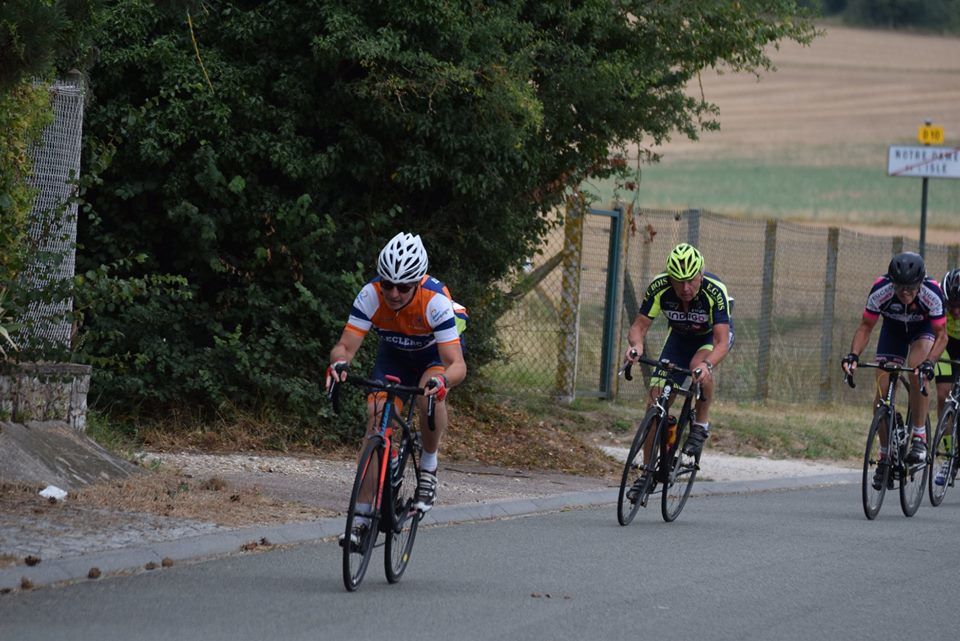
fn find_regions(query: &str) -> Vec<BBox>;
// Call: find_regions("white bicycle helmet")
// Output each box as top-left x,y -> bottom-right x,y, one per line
943,268 -> 960,302
377,232 -> 429,283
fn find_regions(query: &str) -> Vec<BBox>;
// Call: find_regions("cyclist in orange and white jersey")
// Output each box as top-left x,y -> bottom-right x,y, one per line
326,232 -> 467,519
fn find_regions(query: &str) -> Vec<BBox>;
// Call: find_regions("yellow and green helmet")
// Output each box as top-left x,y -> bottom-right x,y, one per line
666,243 -> 704,281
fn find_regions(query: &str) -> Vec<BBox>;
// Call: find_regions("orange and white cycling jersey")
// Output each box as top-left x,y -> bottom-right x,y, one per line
345,275 -> 462,351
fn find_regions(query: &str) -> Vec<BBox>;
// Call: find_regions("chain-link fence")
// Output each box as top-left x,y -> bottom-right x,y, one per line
20,79 -> 85,349
488,206 -> 960,406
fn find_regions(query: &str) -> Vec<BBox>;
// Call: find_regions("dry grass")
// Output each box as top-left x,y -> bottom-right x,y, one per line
443,402 -> 622,478
68,468 -> 336,526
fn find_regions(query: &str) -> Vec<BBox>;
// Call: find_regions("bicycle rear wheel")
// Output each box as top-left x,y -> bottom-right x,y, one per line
384,432 -> 421,583
662,415 -> 698,522
617,408 -> 660,526
899,416 -> 929,517
862,407 -> 889,520
929,406 -> 957,506
342,439 -> 382,591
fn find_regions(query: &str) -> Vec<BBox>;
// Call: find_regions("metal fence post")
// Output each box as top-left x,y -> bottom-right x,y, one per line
892,236 -> 904,255
686,208 -> 701,248
949,244 -> 959,270
819,228 -> 839,403
608,205 -> 630,400
756,220 -> 778,401
555,198 -> 584,403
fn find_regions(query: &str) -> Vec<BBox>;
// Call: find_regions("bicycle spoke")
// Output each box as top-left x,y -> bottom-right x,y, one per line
900,418 -> 929,517
618,408 -> 658,526
862,408 -> 889,520
662,419 -> 698,522
385,434 -> 420,583
929,406 -> 957,506
342,442 -> 382,591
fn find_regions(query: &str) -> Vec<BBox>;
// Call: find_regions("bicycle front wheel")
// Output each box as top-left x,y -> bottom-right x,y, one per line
662,416 -> 698,522
342,439 -> 382,591
384,433 -> 421,583
862,407 -> 889,520
899,417 -> 929,517
929,406 -> 957,506
617,408 -> 660,526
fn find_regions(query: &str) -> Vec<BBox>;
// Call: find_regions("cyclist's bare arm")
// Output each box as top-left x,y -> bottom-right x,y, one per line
844,315 -> 878,374
927,322 -> 949,365
326,328 -> 364,390
434,340 -> 467,390
707,323 -> 730,365
625,314 -> 654,362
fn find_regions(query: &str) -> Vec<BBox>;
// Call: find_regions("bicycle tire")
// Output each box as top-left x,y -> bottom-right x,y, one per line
862,407 -> 889,520
929,405 -> 957,506
342,439 -> 382,591
384,431 -> 421,583
899,415 -> 929,517
617,407 -> 660,526
661,411 -> 698,522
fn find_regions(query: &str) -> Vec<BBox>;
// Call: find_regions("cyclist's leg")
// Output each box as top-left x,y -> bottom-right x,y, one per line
875,319 -> 913,456
935,339 -> 959,418
352,345 -> 416,512
645,331 -> 689,462
411,347 -> 447,511
906,329 -> 935,453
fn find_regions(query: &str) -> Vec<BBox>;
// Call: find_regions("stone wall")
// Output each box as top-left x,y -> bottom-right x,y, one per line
0,363 -> 91,431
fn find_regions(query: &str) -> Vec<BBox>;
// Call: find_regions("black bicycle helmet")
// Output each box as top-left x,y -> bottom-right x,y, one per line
887,252 -> 925,286
943,268 -> 960,302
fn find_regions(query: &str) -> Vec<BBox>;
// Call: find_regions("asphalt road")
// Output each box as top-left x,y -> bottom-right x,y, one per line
2,483 -> 957,641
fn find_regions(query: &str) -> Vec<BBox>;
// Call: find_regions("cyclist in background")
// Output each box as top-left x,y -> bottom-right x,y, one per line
623,243 -> 733,466
932,268 -> 960,486
325,232 -> 467,522
841,252 -> 947,488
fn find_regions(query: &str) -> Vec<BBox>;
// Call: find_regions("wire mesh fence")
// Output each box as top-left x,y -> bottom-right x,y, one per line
489,206 -> 960,406
19,79 -> 85,349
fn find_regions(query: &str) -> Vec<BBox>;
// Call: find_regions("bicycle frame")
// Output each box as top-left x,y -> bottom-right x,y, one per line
332,373 -> 434,591
847,361 -> 930,519
617,354 -> 704,523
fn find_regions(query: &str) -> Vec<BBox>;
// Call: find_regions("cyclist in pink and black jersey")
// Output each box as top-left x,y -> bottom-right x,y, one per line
842,252 -> 948,485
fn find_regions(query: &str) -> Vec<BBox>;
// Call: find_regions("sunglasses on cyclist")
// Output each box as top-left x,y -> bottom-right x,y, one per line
381,280 -> 415,294
893,283 -> 920,294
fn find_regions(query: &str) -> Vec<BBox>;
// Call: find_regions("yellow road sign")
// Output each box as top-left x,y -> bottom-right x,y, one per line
918,124 -> 945,145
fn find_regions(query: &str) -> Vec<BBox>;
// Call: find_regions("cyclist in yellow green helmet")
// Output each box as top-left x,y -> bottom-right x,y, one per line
624,243 -> 733,459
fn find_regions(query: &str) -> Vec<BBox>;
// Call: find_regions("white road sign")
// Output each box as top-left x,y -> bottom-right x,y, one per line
887,145 -> 960,179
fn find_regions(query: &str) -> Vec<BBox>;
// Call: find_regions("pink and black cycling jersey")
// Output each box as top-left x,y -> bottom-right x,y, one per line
863,275 -> 946,329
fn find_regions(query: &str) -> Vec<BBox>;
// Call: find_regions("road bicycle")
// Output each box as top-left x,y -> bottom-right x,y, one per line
617,353 -> 704,525
845,361 -> 930,519
329,373 -> 435,591
929,357 -> 960,506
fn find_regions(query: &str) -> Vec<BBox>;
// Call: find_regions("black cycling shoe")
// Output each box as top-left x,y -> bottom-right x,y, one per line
905,437 -> 927,465
682,424 -> 709,457
872,462 -> 894,491
625,474 -> 649,503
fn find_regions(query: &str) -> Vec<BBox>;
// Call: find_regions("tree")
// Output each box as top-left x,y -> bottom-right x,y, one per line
76,0 -> 816,433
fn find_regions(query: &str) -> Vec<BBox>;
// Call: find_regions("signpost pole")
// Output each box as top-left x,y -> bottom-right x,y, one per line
920,176 -> 928,257
919,119 -> 931,258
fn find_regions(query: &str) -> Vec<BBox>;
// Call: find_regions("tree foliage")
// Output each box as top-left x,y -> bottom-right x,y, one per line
76,0 -> 816,434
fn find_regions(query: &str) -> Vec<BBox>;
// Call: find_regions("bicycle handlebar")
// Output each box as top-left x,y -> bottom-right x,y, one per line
843,361 -> 928,397
327,373 -> 436,430
619,350 -> 704,400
